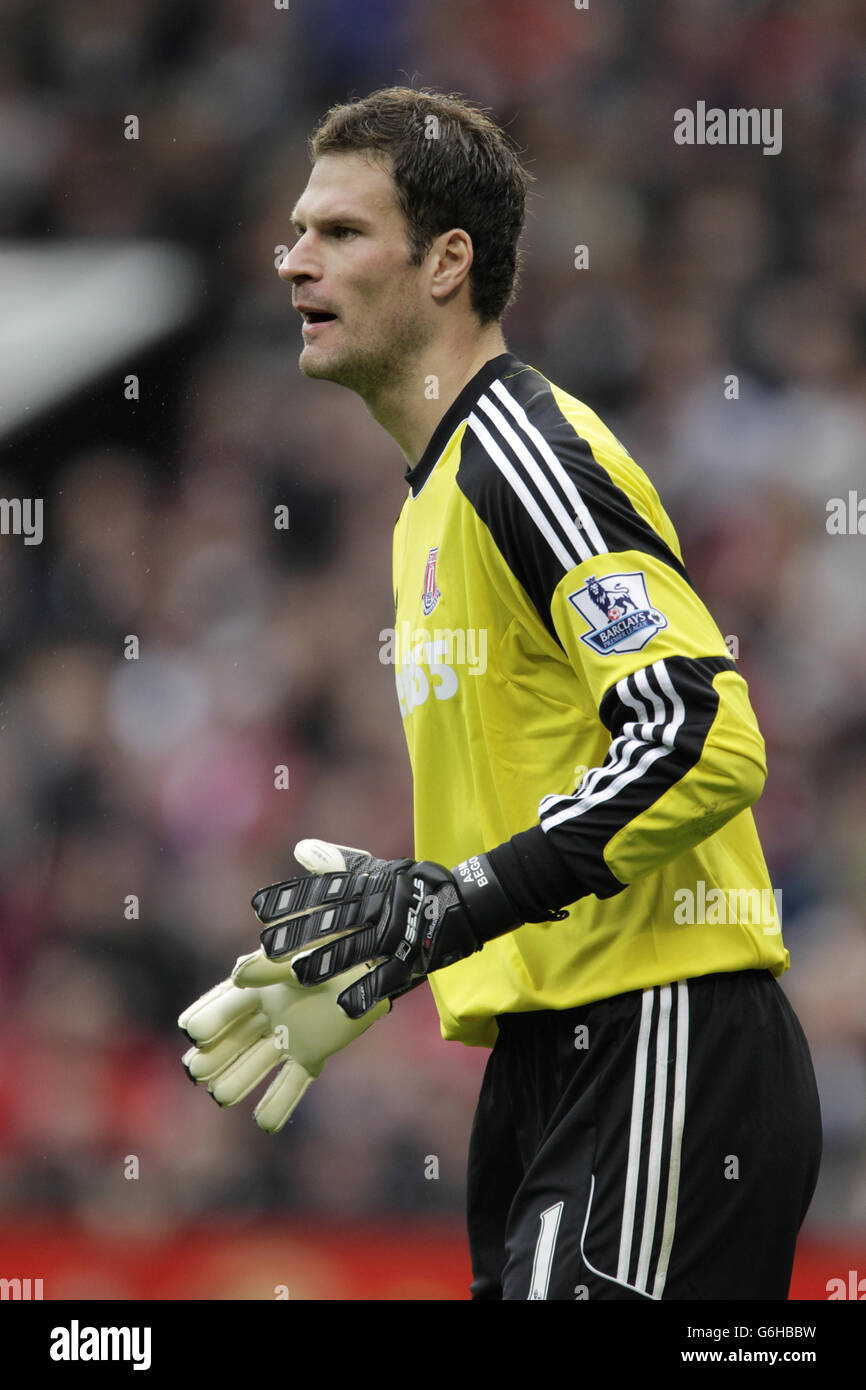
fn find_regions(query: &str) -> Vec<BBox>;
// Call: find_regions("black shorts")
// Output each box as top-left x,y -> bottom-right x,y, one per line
466,968 -> 822,1300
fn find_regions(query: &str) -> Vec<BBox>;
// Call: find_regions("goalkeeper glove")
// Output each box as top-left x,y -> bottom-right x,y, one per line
178,950 -> 388,1133
251,839 -> 558,1019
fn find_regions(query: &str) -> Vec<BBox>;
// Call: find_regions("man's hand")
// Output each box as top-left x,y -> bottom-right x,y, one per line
178,951 -> 388,1133
249,837 -> 402,964
252,839 -> 525,1019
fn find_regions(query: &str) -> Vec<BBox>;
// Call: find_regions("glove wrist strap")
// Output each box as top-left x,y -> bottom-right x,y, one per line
452,854 -> 523,946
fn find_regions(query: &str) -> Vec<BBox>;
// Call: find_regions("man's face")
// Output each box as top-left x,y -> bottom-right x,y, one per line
279,152 -> 434,395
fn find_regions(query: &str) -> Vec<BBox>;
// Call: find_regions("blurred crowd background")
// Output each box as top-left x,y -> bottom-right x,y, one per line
0,0 -> 865,1297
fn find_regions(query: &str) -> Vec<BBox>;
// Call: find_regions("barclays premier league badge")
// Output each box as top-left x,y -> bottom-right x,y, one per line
568,571 -> 667,655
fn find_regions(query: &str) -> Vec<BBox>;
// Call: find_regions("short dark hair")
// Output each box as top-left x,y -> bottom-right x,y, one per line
309,86 -> 530,325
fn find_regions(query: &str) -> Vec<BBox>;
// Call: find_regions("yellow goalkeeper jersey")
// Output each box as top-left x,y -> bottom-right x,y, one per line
391,352 -> 787,1047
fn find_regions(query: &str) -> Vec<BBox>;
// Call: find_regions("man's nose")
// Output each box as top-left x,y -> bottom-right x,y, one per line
278,238 -> 319,283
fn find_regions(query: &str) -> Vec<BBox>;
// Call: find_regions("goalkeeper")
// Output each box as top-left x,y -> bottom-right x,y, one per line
180,86 -> 821,1300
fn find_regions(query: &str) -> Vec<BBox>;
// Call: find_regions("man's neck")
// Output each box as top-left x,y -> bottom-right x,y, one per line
364,324 -> 509,468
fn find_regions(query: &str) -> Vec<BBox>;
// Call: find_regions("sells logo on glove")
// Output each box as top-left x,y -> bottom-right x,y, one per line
396,875 -> 427,961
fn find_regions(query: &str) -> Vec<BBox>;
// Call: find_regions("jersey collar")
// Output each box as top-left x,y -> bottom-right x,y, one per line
404,351 -> 525,498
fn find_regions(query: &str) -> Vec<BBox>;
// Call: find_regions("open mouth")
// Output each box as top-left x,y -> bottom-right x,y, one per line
303,312 -> 337,324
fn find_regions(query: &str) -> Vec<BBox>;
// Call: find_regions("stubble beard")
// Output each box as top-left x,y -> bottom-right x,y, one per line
299,299 -> 434,408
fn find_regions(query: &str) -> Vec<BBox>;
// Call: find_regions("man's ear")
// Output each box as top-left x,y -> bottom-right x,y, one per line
429,228 -> 474,305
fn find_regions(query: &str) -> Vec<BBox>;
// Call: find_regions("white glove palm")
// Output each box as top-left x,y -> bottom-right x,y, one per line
178,841 -> 389,1133
179,954 -> 387,1132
